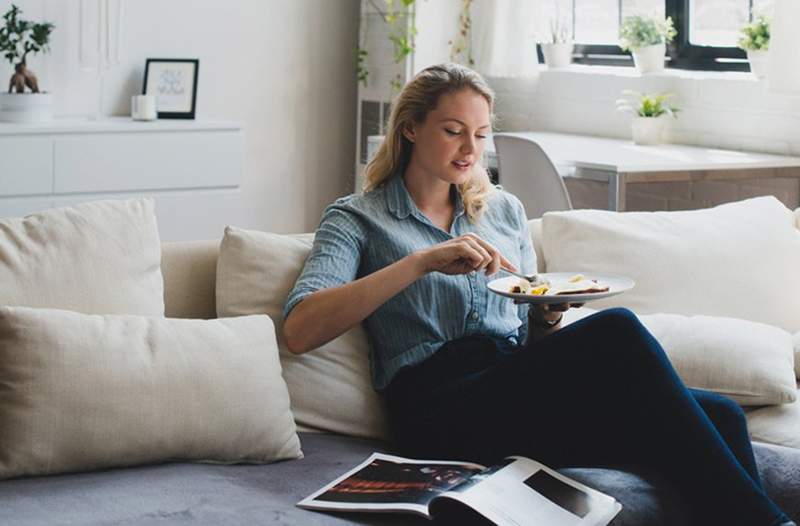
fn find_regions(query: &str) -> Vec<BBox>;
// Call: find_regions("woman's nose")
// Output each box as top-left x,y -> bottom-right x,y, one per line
460,137 -> 476,154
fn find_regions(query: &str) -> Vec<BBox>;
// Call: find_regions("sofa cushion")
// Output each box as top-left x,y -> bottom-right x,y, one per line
216,226 -> 390,441
161,239 -> 220,319
746,387 -> 800,449
794,331 -> 800,379
542,196 -> 800,333
564,308 -> 797,406
0,306 -> 301,480
0,198 -> 164,316
0,432 -> 798,525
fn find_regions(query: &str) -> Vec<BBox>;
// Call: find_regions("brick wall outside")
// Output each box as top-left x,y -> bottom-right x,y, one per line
564,168 -> 800,212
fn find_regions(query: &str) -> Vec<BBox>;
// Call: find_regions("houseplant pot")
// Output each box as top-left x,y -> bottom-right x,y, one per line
747,50 -> 769,79
631,116 -> 665,145
541,41 -> 574,69
632,43 -> 666,74
0,92 -> 54,123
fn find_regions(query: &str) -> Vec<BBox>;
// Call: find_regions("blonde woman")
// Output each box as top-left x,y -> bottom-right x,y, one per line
283,63 -> 792,526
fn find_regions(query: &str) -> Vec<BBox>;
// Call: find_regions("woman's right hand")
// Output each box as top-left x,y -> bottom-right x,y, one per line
416,233 -> 516,277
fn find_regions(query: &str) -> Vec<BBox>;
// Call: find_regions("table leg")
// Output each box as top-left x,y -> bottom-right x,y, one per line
608,171 -> 627,211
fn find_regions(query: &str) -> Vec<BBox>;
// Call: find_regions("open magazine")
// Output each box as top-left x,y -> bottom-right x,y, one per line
297,453 -> 622,526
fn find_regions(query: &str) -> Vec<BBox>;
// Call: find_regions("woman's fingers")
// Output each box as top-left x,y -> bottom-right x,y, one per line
464,233 -> 509,275
460,237 -> 492,271
547,302 -> 570,312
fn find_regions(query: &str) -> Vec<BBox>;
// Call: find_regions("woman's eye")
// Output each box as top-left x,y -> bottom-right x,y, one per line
444,129 -> 460,135
476,135 -> 487,140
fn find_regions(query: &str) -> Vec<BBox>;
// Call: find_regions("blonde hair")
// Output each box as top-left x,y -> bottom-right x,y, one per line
363,63 -> 495,223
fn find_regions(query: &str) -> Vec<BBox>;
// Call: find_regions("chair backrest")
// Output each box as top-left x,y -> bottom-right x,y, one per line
493,132 -> 572,218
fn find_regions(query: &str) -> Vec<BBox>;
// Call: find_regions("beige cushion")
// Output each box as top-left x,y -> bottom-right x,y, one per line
564,308 -> 797,406
216,226 -> 390,441
746,385 -> 800,449
161,240 -> 220,319
0,306 -> 302,479
0,198 -> 164,316
527,218 -> 545,272
794,332 -> 800,380
543,197 -> 800,333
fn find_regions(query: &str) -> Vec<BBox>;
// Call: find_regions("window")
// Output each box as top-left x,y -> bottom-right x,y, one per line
537,0 -> 775,71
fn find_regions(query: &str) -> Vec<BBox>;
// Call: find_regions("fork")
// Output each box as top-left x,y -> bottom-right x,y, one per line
499,267 -> 542,283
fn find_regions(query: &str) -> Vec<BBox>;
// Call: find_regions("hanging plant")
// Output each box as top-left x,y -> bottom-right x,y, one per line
356,0 -> 416,92
449,0 -> 474,66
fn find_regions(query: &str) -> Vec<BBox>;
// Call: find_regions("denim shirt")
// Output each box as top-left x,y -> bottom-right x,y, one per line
283,174 -> 536,391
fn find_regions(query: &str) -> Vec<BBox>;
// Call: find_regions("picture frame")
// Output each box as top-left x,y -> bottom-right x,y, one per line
142,58 -> 199,119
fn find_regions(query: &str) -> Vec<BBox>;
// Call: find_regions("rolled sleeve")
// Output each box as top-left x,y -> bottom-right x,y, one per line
283,203 -> 365,319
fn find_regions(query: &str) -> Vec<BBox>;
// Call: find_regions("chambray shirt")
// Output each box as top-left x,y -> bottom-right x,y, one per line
283,174 -> 536,391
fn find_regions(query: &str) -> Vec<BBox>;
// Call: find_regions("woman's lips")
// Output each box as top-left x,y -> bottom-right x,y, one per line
452,160 -> 472,171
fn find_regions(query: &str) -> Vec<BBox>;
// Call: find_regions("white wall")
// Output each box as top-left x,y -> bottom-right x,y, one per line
0,0 -> 359,238
491,65 -> 800,155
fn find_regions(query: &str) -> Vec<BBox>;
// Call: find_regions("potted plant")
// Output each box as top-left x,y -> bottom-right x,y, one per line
615,90 -> 678,145
619,15 -> 677,74
738,16 -> 770,79
0,4 -> 55,123
540,16 -> 573,69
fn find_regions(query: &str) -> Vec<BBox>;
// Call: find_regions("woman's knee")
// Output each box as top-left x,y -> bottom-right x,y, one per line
694,390 -> 747,426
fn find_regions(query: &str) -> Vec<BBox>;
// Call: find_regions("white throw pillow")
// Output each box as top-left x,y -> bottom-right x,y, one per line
216,226 -> 390,441
563,308 -> 797,406
0,306 -> 302,480
0,198 -> 164,316
794,332 -> 800,379
543,197 -> 800,333
745,387 -> 800,450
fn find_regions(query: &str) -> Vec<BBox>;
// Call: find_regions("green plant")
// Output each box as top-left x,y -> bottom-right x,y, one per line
449,0 -> 474,66
615,90 -> 679,118
619,14 -> 676,52
0,4 -> 54,93
738,16 -> 770,51
357,0 -> 416,92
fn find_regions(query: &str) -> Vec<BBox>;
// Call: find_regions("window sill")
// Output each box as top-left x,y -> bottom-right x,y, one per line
538,64 -> 757,82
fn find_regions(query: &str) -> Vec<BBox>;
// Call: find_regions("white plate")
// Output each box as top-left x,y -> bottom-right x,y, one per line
487,272 -> 635,305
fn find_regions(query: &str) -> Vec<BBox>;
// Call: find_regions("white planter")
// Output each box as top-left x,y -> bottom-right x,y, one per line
631,116 -> 665,145
0,93 -> 54,123
747,50 -> 769,79
542,41 -> 574,69
632,43 -> 666,74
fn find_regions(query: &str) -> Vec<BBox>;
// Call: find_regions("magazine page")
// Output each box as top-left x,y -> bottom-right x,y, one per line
297,452 -> 487,519
430,456 -> 622,526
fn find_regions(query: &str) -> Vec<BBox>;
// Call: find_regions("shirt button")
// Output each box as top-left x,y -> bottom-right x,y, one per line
470,311 -> 479,320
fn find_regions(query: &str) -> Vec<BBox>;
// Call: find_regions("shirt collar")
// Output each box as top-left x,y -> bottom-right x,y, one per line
386,174 -> 466,222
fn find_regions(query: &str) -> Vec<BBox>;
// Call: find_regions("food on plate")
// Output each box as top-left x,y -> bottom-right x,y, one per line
509,274 -> 610,296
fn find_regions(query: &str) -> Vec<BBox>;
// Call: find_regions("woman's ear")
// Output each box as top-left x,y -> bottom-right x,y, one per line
402,123 -> 416,143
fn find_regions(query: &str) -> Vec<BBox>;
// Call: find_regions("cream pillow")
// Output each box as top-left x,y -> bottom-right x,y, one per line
745,387 -> 800,449
0,306 -> 301,480
794,332 -> 800,379
216,226 -> 390,441
0,198 -> 164,316
543,197 -> 800,333
563,308 -> 797,406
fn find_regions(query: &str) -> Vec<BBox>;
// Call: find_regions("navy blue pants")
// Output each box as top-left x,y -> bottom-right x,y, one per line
383,308 -> 789,526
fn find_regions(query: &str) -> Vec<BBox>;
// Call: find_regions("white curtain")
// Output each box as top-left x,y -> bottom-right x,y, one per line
471,0 -> 541,78
768,0 -> 800,94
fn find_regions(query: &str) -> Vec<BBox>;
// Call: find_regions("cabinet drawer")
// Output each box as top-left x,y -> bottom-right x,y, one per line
54,130 -> 243,193
0,137 -> 53,196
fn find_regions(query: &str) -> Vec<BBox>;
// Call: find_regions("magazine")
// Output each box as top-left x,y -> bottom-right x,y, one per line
297,452 -> 622,526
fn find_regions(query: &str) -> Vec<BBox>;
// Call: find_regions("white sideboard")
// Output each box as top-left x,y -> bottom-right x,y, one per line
0,118 -> 245,240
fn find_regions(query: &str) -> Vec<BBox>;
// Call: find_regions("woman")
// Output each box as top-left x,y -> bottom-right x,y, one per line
283,63 -> 793,526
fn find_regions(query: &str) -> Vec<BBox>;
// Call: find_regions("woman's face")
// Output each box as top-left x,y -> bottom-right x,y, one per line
403,88 -> 491,186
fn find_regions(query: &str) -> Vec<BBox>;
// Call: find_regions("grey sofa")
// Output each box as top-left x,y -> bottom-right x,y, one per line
1,239 -> 798,526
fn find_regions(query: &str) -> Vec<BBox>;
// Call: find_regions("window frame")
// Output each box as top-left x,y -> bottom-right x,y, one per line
538,0 -> 752,72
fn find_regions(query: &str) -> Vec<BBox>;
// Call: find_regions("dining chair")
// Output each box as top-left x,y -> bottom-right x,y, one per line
493,132 -> 573,218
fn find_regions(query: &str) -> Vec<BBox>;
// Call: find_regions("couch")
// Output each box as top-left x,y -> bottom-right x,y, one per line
2,226 -> 799,526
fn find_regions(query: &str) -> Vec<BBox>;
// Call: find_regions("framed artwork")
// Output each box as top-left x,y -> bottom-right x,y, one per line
143,58 -> 199,119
